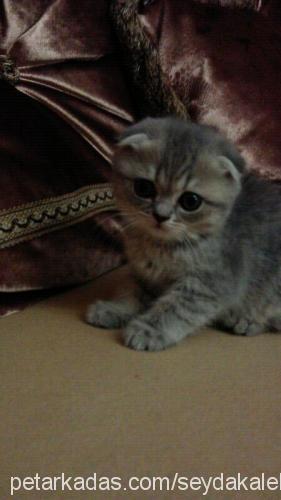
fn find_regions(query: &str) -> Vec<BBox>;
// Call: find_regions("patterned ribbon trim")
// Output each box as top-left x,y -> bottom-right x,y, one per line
0,183 -> 116,249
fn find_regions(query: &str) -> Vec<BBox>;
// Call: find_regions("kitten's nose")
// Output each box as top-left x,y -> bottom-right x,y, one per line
153,200 -> 172,224
153,212 -> 170,224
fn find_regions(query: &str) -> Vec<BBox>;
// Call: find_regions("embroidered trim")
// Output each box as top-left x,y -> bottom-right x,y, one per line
0,183 -> 116,249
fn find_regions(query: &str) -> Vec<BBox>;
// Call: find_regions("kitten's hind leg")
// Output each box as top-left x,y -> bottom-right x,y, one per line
86,296 -> 141,329
218,310 -> 265,336
268,316 -> 281,333
232,318 -> 265,336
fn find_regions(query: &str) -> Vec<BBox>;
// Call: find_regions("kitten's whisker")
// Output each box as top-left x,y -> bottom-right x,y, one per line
122,224 -> 138,233
120,218 -> 139,232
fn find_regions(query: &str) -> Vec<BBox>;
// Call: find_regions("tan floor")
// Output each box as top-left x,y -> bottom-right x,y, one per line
1,266 -> 281,500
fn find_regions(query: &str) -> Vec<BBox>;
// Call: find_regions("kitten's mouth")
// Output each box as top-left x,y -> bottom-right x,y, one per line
151,218 -> 169,231
133,215 -> 182,241
149,220 -> 179,240
154,221 -> 167,231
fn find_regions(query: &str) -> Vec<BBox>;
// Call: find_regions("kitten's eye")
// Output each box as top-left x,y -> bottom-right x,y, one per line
133,178 -> 156,199
179,192 -> 202,212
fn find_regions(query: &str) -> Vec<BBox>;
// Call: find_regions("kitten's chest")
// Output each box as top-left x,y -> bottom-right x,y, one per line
126,239 -> 185,294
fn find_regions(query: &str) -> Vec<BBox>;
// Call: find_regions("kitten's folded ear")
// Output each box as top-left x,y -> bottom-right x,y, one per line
203,124 -> 246,175
113,119 -> 158,176
118,133 -> 151,150
217,156 -> 242,184
113,131 -> 154,177
116,117 -> 157,149
219,139 -> 245,174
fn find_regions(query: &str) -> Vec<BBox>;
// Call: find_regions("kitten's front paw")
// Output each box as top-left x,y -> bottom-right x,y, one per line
86,300 -> 127,329
123,319 -> 172,351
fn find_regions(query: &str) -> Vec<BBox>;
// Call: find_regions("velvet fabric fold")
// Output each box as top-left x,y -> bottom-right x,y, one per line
1,0 -> 134,164
194,0 -> 263,10
0,0 -> 135,314
135,0 -> 281,179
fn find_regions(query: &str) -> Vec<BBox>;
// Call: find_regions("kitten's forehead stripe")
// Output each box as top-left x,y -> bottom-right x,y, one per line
157,132 -> 198,193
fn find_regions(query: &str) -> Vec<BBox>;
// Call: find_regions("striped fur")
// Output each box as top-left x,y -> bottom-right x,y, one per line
87,118 -> 281,350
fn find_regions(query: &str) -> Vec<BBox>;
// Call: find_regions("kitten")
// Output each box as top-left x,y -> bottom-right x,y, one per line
86,117 -> 281,351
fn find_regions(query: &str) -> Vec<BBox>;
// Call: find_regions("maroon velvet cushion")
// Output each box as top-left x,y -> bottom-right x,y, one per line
138,0 -> 281,179
0,0 -> 136,314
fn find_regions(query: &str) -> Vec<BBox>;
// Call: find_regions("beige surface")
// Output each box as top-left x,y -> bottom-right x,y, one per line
1,266 -> 281,500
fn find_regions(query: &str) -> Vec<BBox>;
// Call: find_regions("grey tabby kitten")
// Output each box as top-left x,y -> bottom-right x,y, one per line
86,117 -> 281,351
